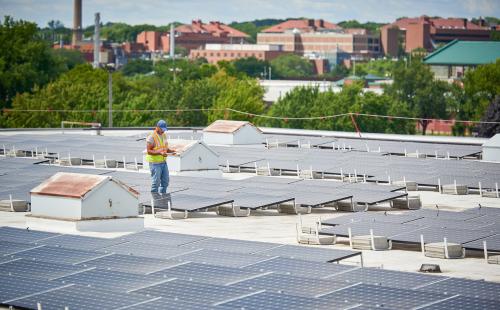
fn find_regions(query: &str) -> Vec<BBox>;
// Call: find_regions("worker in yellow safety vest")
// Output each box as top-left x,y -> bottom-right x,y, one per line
146,120 -> 174,193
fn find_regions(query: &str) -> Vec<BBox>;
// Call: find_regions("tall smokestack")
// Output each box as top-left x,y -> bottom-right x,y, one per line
72,0 -> 82,45
93,13 -> 100,68
169,24 -> 175,58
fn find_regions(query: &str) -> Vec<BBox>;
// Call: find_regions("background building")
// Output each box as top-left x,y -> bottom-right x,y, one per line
423,40 -> 500,80
381,16 -> 493,56
257,19 -> 381,70
136,20 -> 250,54
189,44 -> 288,63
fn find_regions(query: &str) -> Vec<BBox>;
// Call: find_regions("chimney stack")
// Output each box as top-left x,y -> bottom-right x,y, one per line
93,12 -> 100,68
72,0 -> 82,46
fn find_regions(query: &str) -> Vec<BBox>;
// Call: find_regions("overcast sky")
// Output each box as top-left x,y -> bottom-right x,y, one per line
1,0 -> 498,27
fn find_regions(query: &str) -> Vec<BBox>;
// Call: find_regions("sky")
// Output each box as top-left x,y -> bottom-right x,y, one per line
0,0 -> 499,28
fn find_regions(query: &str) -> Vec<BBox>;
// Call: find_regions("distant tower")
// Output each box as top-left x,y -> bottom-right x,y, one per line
170,24 -> 175,58
72,0 -> 82,46
93,13 -> 100,68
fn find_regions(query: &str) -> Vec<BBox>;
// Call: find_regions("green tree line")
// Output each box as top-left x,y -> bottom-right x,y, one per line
1,16 -> 499,137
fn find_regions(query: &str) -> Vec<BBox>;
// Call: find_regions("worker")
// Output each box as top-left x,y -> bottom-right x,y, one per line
146,120 -> 174,194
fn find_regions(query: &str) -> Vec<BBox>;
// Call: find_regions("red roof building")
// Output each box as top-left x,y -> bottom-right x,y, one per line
262,19 -> 341,33
136,20 -> 249,53
381,16 -> 492,56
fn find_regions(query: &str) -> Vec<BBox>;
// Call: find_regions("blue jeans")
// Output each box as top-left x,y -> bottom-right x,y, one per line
150,162 -> 169,193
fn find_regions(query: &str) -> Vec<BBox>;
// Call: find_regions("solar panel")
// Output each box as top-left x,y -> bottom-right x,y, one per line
0,240 -> 40,255
417,296 -> 500,310
0,258 -> 92,280
231,273 -> 355,298
150,262 -> 268,286
119,230 -> 209,246
0,226 -> 60,244
35,234 -> 127,251
390,227 -> 496,244
320,221 -> 424,238
0,274 -> 66,303
7,284 -> 155,310
464,207 -> 500,216
464,234 -> 500,252
151,193 -> 234,212
77,253 -> 181,275
181,237 -> 281,254
256,244 -> 360,263
324,267 -> 444,289
9,245 -> 107,265
415,209 -> 486,221
174,249 -> 271,268
242,257 -> 357,279
98,241 -> 201,260
120,298 -> 229,310
406,217 -> 495,230
416,278 -> 500,301
131,278 -> 256,305
54,268 -> 172,293
218,291 -> 358,310
348,212 -> 426,224
319,283 -> 449,309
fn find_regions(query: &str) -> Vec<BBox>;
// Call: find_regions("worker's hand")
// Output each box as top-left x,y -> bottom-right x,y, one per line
161,151 -> 168,157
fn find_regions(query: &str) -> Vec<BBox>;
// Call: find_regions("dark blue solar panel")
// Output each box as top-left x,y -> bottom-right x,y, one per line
415,278 -> 500,301
149,262 -> 267,285
10,246 -> 106,265
320,283 -> 449,309
77,253 -> 181,275
243,257 -> 356,279
35,234 -> 127,251
131,279 -> 254,305
219,291 -> 358,310
0,226 -> 59,244
54,269 -> 171,293
0,240 -> 40,255
0,274 -> 66,303
0,258 -> 91,280
7,284 -> 155,310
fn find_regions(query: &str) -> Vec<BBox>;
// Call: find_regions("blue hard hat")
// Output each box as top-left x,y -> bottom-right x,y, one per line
157,120 -> 168,131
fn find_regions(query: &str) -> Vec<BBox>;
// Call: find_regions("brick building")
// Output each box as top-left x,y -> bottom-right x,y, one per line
381,16 -> 493,56
189,44 -> 288,64
136,20 -> 249,53
257,19 -> 380,69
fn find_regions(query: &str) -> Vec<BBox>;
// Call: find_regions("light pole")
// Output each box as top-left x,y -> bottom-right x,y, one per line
106,64 -> 115,128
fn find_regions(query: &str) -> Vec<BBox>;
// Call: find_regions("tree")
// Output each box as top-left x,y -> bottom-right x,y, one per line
463,59 -> 500,120
477,96 -> 500,137
270,54 -> 313,78
207,71 -> 265,123
0,16 -> 62,109
121,59 -> 153,76
385,57 -> 449,134
233,57 -> 269,78
51,48 -> 85,71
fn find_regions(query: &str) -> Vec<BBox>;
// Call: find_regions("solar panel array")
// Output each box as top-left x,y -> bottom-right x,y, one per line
0,157 -> 407,214
321,207 -> 500,252
263,133 -> 482,158
1,132 -> 495,192
214,143 -> 500,190
1,226 -> 499,309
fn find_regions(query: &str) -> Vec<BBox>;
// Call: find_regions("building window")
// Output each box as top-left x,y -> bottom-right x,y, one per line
217,53 -> 220,57
210,53 -> 214,57
230,53 -> 234,57
224,53 -> 227,57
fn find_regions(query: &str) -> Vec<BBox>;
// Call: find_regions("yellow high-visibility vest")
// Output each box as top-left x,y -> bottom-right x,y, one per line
145,132 -> 168,163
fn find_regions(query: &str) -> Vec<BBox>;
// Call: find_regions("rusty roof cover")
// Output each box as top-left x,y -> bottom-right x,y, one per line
31,172 -> 138,199
203,120 -> 261,134
168,140 -> 197,155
